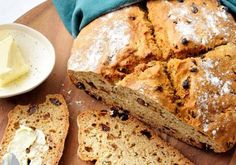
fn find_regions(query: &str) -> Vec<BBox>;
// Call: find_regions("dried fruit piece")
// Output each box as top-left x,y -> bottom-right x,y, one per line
140,130 -> 152,139
75,82 -> 86,90
181,38 -> 189,45
49,98 -> 62,106
100,124 -> 110,132
182,78 -> 190,89
27,105 -> 37,115
137,98 -> 149,107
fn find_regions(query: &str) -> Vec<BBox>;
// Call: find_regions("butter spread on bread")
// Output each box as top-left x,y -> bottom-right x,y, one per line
3,125 -> 48,165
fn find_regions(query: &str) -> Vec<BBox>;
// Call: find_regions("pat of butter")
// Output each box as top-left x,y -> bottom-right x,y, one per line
3,125 -> 49,165
0,35 -> 29,87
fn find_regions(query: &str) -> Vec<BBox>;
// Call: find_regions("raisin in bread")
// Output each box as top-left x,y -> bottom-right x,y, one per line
68,2 -> 236,153
147,0 -> 236,59
78,109 -> 193,165
0,94 -> 69,165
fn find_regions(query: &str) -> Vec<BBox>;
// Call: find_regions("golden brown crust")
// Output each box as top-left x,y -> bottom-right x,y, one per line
147,0 -> 236,59
68,5 -> 161,83
118,61 -> 176,113
0,94 -> 69,165
167,43 -> 236,151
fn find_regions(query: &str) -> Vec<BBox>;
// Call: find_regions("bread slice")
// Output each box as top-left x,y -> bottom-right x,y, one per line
0,94 -> 69,165
78,109 -> 193,165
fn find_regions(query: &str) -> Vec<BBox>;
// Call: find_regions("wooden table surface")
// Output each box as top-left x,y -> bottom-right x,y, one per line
0,1 -> 235,165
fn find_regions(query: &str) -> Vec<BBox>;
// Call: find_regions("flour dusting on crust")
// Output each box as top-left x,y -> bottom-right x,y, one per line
196,58 -> 234,133
68,14 -> 130,72
106,21 -> 130,65
167,1 -> 235,45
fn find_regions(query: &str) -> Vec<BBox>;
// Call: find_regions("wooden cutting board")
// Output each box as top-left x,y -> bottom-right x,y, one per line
0,1 -> 235,165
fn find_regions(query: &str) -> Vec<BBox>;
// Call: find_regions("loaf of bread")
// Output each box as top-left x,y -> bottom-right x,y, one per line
77,109 -> 193,164
68,1 -> 236,153
0,94 -> 69,165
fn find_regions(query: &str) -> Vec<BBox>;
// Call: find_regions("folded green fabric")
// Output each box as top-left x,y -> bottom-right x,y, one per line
53,0 -> 142,38
221,0 -> 236,14
53,0 -> 236,38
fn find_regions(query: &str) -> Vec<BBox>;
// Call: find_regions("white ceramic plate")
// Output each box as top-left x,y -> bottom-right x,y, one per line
0,23 -> 55,98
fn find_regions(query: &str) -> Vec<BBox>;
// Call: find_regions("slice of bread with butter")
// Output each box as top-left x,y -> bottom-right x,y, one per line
0,94 -> 69,165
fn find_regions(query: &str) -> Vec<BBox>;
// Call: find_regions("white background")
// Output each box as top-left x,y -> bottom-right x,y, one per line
0,0 -> 46,24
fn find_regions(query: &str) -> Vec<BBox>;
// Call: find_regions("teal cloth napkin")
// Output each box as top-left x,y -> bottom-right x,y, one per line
221,0 -> 236,13
53,0 -> 236,38
53,0 -> 142,38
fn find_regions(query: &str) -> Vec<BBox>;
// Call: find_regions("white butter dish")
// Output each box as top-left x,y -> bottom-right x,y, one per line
0,23 -> 55,98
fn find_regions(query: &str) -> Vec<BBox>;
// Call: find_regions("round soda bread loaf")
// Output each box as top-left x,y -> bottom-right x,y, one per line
68,0 -> 236,153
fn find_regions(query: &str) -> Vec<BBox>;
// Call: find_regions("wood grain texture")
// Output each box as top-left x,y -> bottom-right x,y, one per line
0,1 -> 235,164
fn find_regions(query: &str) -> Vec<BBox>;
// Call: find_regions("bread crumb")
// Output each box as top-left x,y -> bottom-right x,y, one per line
220,81 -> 232,95
203,123 -> 208,132
75,101 -> 82,105
212,130 -> 216,136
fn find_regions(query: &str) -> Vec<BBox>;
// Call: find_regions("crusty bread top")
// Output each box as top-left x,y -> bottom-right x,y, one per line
147,0 -> 236,59
68,5 -> 161,83
77,109 -> 193,165
118,61 -> 176,113
0,94 -> 69,165
167,43 -> 236,151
